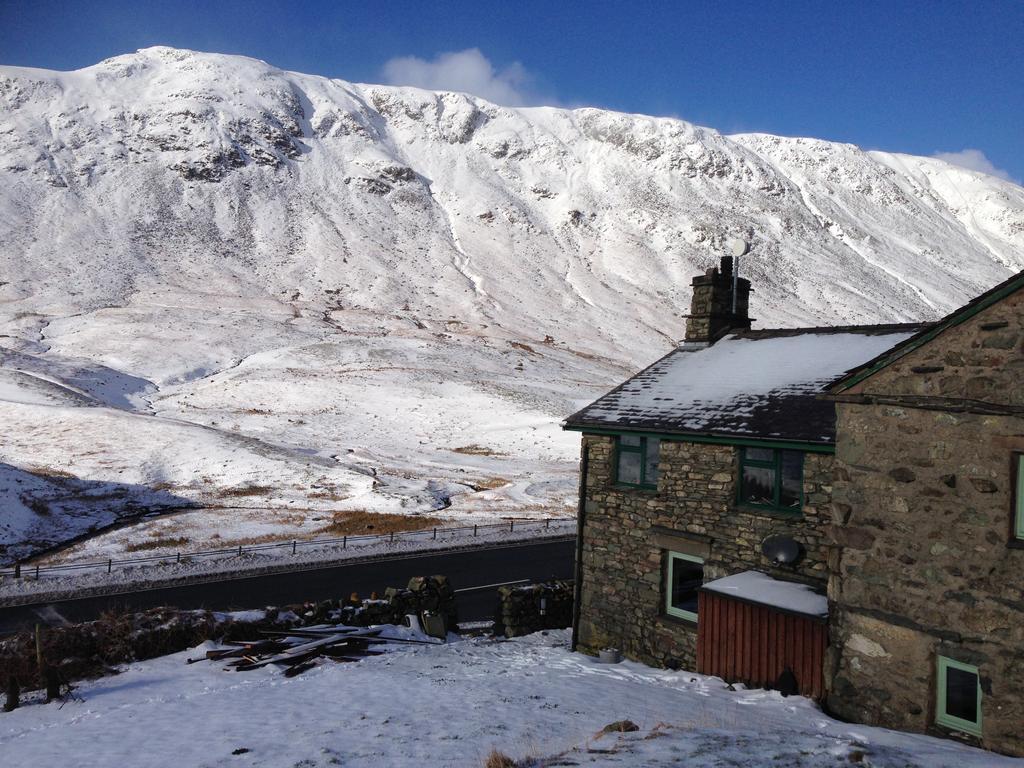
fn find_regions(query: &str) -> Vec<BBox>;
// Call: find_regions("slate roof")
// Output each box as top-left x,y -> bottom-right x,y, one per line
564,324 -> 928,445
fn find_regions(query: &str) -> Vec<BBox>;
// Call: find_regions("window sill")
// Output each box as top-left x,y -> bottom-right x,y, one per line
1007,539 -> 1024,550
659,612 -> 698,631
928,722 -> 983,744
735,503 -> 803,519
613,483 -> 659,494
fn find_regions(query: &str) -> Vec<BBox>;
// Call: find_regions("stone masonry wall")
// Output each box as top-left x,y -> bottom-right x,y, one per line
577,434 -> 832,670
828,295 -> 1024,757
844,288 -> 1024,407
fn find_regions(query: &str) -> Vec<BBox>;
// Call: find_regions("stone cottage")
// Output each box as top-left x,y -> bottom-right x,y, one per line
563,256 -> 925,696
824,269 -> 1024,755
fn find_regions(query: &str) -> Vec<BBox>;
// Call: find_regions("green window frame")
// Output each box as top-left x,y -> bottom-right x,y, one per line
1014,453 -> 1024,541
737,447 -> 804,514
936,656 -> 982,737
664,551 -> 704,622
615,434 -> 661,490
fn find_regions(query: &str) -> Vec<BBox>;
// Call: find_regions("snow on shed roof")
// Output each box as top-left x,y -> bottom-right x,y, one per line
701,571 -> 828,618
564,324 -> 925,444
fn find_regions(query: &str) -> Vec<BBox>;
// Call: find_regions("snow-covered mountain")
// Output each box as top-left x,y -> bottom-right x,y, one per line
1,47 -> 1022,563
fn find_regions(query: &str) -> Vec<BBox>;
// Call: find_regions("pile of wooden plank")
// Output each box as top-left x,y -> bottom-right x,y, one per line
187,625 -> 440,677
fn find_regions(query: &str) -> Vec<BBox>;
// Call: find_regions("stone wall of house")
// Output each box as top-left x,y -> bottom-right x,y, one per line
576,434 -> 833,670
842,288 -> 1024,407
827,294 -> 1024,757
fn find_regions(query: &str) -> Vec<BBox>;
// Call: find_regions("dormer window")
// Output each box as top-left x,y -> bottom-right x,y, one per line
615,434 -> 660,490
738,447 -> 803,513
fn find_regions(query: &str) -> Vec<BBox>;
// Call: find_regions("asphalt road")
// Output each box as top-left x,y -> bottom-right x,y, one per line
0,538 -> 576,636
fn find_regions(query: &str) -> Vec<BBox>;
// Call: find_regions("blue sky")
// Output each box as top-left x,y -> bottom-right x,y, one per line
1,0 -> 1021,183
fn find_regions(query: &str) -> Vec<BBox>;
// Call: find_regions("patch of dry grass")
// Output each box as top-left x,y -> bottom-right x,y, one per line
307,489 -> 349,501
509,341 -> 537,355
484,751 -> 516,768
27,466 -> 75,479
451,445 -> 507,457
468,477 -> 510,491
320,510 -> 444,536
219,485 -> 274,497
125,536 -> 190,552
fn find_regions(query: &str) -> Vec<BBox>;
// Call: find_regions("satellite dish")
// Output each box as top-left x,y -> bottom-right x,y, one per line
761,534 -> 801,565
728,237 -> 750,258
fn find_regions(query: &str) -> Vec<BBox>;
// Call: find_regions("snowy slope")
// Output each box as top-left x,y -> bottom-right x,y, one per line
0,629 -> 1017,768
1,47 -> 1022,562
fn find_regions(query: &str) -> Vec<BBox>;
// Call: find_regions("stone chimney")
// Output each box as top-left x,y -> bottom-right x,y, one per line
684,256 -> 752,343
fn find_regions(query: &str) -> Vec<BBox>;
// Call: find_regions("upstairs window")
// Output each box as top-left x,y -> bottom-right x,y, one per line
665,551 -> 703,622
1015,454 -> 1024,541
615,435 -> 660,489
739,447 -> 803,513
936,656 -> 982,737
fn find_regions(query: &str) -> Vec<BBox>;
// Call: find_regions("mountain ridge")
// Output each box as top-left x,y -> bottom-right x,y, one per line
0,46 -> 1022,562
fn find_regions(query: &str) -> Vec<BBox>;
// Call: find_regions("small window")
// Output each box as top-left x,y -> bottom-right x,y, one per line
1014,454 -> 1024,541
665,551 -> 703,622
936,656 -> 982,737
739,447 -> 804,512
615,435 -> 660,489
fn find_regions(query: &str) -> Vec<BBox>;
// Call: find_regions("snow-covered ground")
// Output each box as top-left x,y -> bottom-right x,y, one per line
0,628 -> 1017,767
2,47 -> 1023,564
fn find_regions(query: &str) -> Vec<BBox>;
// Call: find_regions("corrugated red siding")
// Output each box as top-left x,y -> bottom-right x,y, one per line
696,590 -> 828,700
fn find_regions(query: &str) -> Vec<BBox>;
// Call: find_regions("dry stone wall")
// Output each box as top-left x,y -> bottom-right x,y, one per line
576,434 -> 832,669
495,580 -> 573,638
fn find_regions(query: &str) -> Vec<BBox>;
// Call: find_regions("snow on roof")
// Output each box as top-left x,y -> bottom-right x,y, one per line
701,570 -> 828,618
565,325 -> 925,443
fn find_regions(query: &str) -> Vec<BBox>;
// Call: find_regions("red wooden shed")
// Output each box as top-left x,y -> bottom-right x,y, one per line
696,571 -> 829,700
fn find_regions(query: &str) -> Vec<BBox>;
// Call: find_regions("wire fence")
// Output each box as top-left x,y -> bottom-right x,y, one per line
0,517 -> 577,581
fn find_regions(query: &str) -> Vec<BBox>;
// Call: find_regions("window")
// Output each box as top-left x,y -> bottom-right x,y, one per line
616,435 -> 661,489
665,551 -> 703,622
1014,454 -> 1024,541
936,656 -> 982,737
738,447 -> 803,512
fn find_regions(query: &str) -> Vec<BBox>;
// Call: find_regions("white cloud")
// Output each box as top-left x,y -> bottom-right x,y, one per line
380,48 -> 540,106
933,148 -> 1018,184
